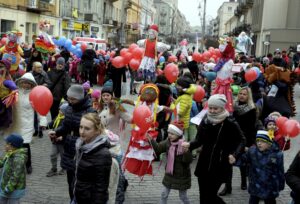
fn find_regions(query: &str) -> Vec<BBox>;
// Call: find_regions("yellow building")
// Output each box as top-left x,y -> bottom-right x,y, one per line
126,0 -> 142,45
0,0 -> 60,44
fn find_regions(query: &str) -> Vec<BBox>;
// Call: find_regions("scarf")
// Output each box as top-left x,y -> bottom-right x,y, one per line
166,139 -> 184,175
206,109 -> 229,124
233,101 -> 255,116
53,113 -> 65,129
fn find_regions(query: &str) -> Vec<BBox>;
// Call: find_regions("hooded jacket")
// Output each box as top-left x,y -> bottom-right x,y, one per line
0,148 -> 27,199
174,84 -> 196,128
5,73 -> 48,143
74,136 -> 112,204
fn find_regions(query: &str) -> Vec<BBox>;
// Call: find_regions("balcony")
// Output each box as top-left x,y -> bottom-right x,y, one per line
19,0 -> 54,14
84,14 -> 98,22
103,18 -> 114,27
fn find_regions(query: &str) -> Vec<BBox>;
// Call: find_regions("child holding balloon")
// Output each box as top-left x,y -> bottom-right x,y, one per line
146,121 -> 192,204
4,73 -> 48,174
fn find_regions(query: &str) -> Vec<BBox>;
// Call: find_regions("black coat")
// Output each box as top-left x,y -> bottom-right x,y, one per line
47,69 -> 70,101
55,98 -> 95,170
285,151 -> 300,203
75,139 -> 112,204
32,71 -> 52,87
190,116 -> 245,181
233,108 -> 257,147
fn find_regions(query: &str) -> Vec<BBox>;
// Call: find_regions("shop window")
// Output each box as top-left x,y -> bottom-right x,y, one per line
1,20 -> 15,33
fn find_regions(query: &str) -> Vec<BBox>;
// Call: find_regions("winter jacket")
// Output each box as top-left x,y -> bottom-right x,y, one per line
47,69 -> 70,102
190,101 -> 199,124
190,116 -> 245,181
174,85 -> 196,128
31,70 -> 52,87
286,151 -> 300,203
55,97 -> 95,171
233,107 -> 257,147
150,139 -> 192,190
4,74 -> 48,143
293,52 -> 300,68
245,143 -> 285,199
0,148 -> 27,199
74,136 -> 112,204
98,104 -> 132,136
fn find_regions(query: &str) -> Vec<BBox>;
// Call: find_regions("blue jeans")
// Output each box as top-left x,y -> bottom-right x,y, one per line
160,186 -> 190,204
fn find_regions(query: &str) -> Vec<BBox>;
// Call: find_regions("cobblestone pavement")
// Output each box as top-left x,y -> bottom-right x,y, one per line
4,84 -> 300,204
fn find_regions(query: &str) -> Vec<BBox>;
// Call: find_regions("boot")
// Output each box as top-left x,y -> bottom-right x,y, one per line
219,183 -> 232,196
240,166 -> 247,190
46,168 -> 57,177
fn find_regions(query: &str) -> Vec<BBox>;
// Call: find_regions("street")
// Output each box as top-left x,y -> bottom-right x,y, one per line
6,84 -> 299,204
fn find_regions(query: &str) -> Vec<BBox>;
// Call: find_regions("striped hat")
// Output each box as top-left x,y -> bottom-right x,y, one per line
256,130 -> 273,144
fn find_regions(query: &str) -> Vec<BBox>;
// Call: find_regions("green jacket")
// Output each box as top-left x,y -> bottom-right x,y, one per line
174,84 -> 196,128
150,139 -> 192,190
0,148 -> 27,198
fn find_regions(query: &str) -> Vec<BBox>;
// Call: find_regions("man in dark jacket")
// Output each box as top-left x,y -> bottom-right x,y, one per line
48,85 -> 95,201
81,45 -> 97,86
48,57 -> 71,119
31,62 -> 52,87
286,151 -> 300,204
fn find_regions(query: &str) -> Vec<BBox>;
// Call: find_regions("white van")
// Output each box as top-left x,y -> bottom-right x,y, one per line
74,37 -> 107,51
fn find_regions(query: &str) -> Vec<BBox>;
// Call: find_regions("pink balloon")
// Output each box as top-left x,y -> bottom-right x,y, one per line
129,58 -> 141,70
192,52 -> 202,63
112,56 -> 125,68
132,48 -> 144,59
120,48 -> 128,57
164,63 -> 179,83
129,43 -> 139,53
168,55 -> 177,63
123,52 -> 133,65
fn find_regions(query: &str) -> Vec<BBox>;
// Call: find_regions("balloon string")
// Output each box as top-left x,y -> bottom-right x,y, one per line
282,138 -> 287,151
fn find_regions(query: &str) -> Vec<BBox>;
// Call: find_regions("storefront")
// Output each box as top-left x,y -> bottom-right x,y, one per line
62,20 -> 90,39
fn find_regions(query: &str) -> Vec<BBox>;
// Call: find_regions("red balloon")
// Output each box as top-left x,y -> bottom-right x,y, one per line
214,49 -> 221,57
129,43 -> 139,52
133,105 -> 153,132
112,56 -> 125,68
120,48 -> 128,57
129,58 -> 140,70
110,51 -> 116,58
294,67 -> 300,75
202,51 -> 211,61
164,63 -> 179,83
211,55 -> 218,62
132,48 -> 144,59
208,47 -> 214,51
81,43 -> 87,52
123,52 -> 133,65
283,119 -> 300,138
276,116 -> 288,130
192,52 -> 202,63
1,37 -> 7,46
245,69 -> 258,82
168,55 -> 177,63
29,86 -> 53,116
193,85 -> 205,102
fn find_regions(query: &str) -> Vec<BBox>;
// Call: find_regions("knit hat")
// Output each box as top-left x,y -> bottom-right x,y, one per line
168,121 -> 184,136
5,133 -> 24,148
101,86 -> 113,96
256,130 -> 273,144
264,116 -> 276,128
103,79 -> 113,89
207,94 -> 227,109
56,57 -> 65,65
176,76 -> 193,89
59,103 -> 68,115
91,90 -> 101,99
0,59 -> 11,70
67,85 -> 85,100
82,81 -> 90,91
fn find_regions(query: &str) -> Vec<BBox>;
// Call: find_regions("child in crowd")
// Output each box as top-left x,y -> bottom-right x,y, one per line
0,133 -> 27,204
82,81 -> 92,98
146,121 -> 192,204
264,116 -> 290,151
46,103 -> 68,177
91,89 -> 101,110
173,76 -> 196,137
244,130 -> 285,204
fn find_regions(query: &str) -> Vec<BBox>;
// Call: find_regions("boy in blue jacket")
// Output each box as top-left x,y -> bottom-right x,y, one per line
244,130 -> 285,204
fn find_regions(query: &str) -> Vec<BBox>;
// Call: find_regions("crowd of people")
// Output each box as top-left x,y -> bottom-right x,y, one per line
1,33 -> 300,204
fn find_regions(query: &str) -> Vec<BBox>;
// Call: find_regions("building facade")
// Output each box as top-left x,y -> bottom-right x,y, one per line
0,0 -> 60,44
216,1 -> 238,36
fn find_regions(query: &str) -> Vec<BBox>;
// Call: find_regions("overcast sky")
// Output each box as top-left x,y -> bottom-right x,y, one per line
178,0 -> 226,26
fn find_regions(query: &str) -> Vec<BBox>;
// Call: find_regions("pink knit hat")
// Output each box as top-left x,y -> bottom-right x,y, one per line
91,90 -> 101,99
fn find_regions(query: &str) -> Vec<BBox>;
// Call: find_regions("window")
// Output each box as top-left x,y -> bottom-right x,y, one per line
1,20 -> 15,33
32,23 -> 37,34
228,7 -> 232,12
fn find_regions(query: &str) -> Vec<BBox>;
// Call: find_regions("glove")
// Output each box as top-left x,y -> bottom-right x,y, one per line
3,80 -> 17,91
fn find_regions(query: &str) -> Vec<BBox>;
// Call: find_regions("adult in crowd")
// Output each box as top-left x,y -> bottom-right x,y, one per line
26,48 -> 43,72
271,49 -> 287,68
81,44 -> 97,86
293,44 -> 300,68
73,113 -> 112,204
31,61 -> 52,87
106,52 -> 126,98
182,94 -> 245,204
285,151 -> 300,204
219,87 -> 257,196
48,57 -> 71,120
48,85 -> 95,201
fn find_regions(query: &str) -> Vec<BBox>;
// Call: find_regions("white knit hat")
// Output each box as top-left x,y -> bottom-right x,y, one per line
207,94 -> 227,109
